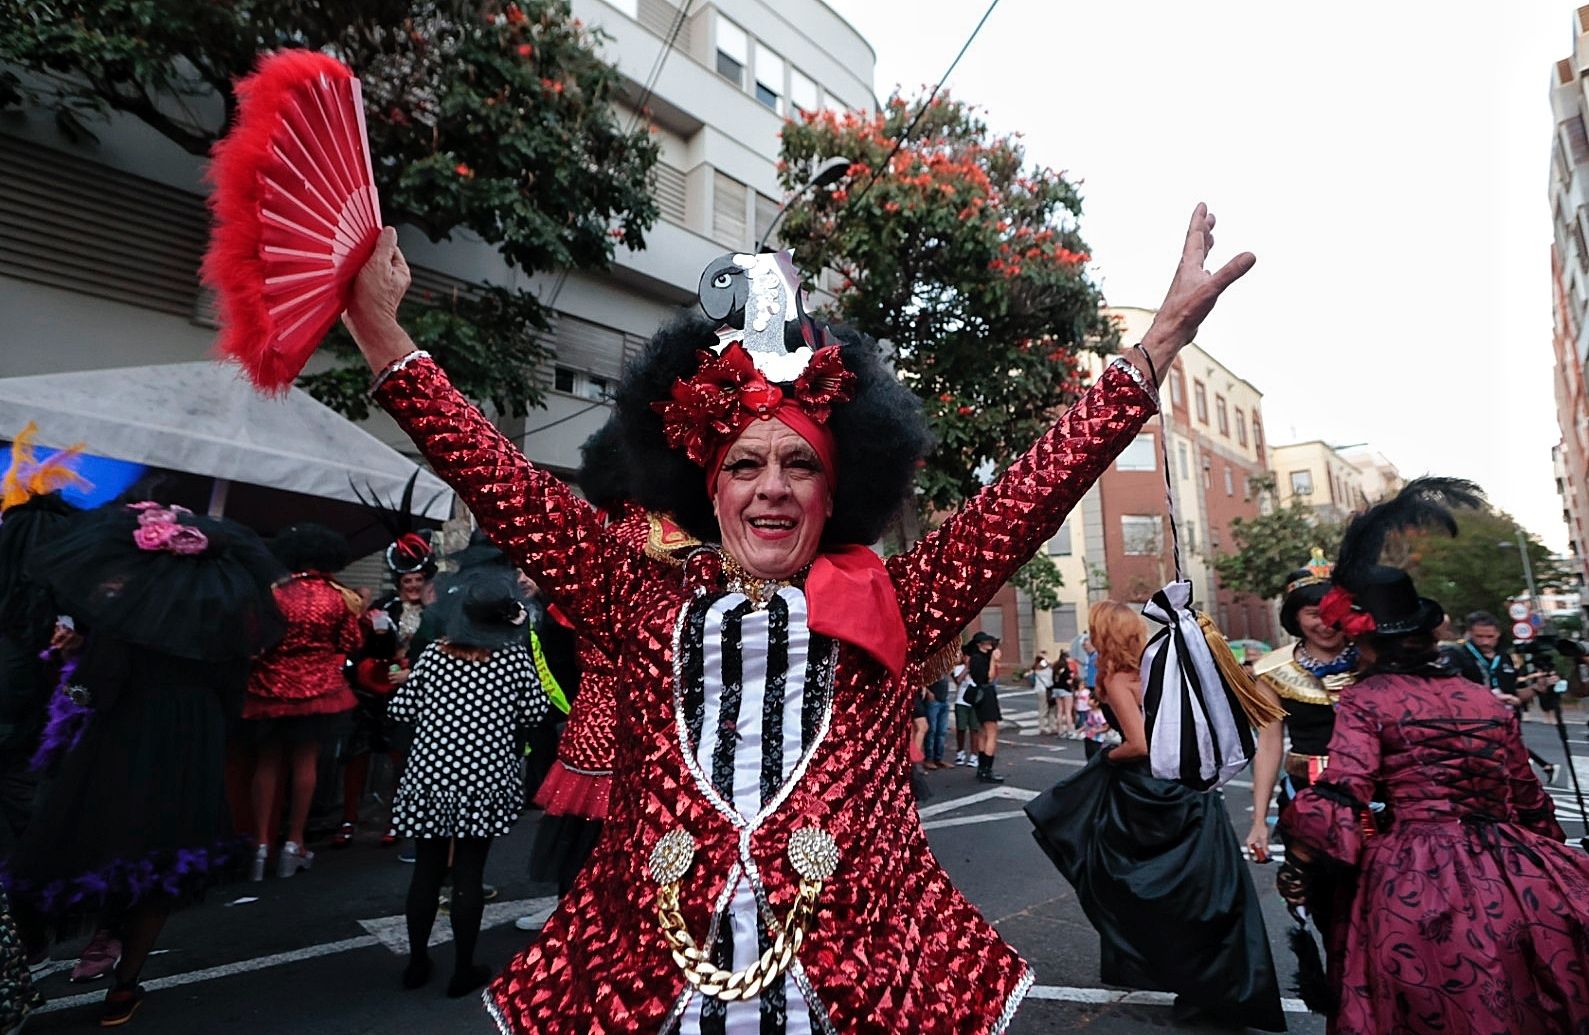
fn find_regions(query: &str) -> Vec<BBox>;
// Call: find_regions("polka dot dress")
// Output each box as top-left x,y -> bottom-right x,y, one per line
388,642 -> 548,838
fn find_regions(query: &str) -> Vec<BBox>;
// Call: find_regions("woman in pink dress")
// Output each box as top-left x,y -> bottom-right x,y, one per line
1281,478 -> 1589,1034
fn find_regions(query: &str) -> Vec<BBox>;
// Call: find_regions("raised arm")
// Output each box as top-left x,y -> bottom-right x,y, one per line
344,230 -> 621,649
889,204 -> 1256,661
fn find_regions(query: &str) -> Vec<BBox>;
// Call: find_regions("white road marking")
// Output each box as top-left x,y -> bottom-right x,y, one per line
36,935 -> 381,1015
1026,983 -> 1311,1014
35,896 -> 560,1016
357,896 -> 557,954
917,785 -> 1038,818
922,810 -> 1031,831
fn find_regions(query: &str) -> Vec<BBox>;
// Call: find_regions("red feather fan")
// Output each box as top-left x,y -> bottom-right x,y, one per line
204,50 -> 382,391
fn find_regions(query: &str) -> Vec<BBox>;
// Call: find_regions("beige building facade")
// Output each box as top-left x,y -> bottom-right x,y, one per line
1268,440 -> 1371,523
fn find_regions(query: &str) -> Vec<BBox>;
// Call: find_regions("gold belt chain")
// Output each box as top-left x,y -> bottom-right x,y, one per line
647,826 -> 839,1002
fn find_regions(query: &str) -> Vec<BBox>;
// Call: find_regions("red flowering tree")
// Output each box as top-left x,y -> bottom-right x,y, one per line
777,93 -> 1116,515
0,0 -> 658,418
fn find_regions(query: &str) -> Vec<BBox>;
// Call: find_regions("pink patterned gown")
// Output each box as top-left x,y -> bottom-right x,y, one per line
1281,672 -> 1589,1035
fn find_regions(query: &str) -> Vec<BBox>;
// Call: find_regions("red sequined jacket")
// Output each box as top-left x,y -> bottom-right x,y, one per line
244,574 -> 361,719
375,355 -> 1154,1035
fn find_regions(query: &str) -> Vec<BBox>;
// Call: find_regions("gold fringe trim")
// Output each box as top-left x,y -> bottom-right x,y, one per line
1197,611 -> 1286,729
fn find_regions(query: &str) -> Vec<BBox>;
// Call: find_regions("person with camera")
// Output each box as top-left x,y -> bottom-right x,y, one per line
1442,611 -> 1557,780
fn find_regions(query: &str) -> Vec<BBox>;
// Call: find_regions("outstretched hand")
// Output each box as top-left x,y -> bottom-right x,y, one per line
1139,203 -> 1256,373
342,227 -> 415,371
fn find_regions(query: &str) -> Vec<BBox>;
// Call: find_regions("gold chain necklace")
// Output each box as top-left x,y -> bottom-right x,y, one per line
720,553 -> 810,608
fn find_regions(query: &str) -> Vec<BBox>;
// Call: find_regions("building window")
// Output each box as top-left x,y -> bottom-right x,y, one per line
1176,441 -> 1190,480
1184,520 -> 1198,551
712,170 -> 748,248
1116,432 -> 1156,472
1201,455 -> 1212,489
1121,515 -> 1163,556
1169,370 -> 1184,407
1224,465 -> 1234,496
1290,469 -> 1314,496
1243,475 -> 1254,501
1234,408 -> 1247,446
1047,521 -> 1072,557
1252,417 -> 1263,451
978,607 -> 1004,642
753,43 -> 784,113
715,17 -> 748,87
554,366 -> 613,402
789,67 -> 819,115
1050,604 -> 1078,643
1193,380 -> 1208,423
1215,395 -> 1229,436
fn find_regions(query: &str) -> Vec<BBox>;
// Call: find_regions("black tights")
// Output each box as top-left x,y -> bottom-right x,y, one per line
406,836 -> 493,979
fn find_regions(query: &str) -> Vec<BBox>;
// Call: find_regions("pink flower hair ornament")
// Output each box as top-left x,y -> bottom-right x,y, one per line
128,503 -> 209,556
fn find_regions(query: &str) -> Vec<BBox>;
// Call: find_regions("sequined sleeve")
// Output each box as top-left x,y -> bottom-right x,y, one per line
887,361 -> 1156,662
371,353 -> 623,649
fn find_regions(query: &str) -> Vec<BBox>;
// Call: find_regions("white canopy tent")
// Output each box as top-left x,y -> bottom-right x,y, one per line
0,361 -> 452,520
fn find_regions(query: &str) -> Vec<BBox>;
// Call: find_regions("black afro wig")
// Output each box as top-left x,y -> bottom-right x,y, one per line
270,522 -> 352,575
575,417 -> 633,514
613,308 -> 932,547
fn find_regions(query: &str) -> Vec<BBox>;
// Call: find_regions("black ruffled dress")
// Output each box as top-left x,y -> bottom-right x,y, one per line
1025,705 -> 1285,1031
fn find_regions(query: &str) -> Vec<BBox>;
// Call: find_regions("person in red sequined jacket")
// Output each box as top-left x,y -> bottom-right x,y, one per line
339,208 -> 1253,1035
244,524 -> 361,881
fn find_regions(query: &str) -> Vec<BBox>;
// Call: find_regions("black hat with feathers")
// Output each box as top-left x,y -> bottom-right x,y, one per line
612,308 -> 931,547
1329,477 -> 1485,636
351,470 -> 439,578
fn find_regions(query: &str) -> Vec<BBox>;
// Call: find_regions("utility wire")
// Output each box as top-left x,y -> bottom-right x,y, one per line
849,0 -> 1002,209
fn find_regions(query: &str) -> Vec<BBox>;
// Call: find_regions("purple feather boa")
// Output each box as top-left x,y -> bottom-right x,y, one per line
28,653 -> 88,773
2,837 -> 251,919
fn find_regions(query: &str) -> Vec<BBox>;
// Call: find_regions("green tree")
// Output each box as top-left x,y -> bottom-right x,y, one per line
776,93 -> 1116,514
1404,507 -> 1568,626
0,0 -> 658,418
1012,555 -> 1065,611
1212,477 -> 1342,599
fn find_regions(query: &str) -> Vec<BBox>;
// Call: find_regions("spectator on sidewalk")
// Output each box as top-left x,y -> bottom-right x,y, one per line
1031,650 -> 1056,735
924,674 -> 952,769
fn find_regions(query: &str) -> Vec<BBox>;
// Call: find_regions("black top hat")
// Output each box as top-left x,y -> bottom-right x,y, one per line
1345,564 -> 1444,636
444,573 -> 530,650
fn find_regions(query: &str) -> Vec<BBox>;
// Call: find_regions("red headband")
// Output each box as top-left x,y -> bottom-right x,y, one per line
653,341 -> 854,493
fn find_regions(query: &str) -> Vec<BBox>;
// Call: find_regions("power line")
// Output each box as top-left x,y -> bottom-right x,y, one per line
849,0 -> 1003,209
536,1 -> 693,368
521,3 -> 695,445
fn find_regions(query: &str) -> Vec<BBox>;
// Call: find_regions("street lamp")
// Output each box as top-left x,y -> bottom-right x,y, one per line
755,155 -> 852,252
1499,532 -> 1540,606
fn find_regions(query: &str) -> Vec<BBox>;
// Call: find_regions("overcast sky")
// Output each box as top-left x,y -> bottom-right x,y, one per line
825,0 -> 1575,551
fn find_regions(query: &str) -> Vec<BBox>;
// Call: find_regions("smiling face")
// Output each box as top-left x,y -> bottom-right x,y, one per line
712,419 -> 833,580
398,571 -> 427,603
1296,604 -> 1347,655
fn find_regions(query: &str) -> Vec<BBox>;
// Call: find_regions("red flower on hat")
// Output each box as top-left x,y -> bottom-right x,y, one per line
652,342 -> 856,467
1319,585 -> 1376,638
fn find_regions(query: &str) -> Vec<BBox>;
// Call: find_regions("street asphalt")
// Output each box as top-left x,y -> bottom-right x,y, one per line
22,689 -> 1589,1034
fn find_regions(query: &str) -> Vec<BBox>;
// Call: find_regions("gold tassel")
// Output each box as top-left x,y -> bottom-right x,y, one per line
1196,611 -> 1286,728
918,637 -> 964,687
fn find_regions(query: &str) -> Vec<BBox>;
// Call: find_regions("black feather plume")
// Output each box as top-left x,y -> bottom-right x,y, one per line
1288,923 -> 1332,1013
1335,476 -> 1485,586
